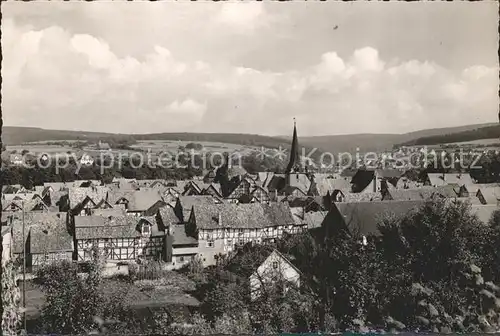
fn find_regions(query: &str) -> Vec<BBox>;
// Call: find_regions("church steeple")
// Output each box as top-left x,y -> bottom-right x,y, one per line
286,118 -> 301,174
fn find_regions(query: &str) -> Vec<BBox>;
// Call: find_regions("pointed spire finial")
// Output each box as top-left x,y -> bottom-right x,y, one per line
293,117 -> 296,127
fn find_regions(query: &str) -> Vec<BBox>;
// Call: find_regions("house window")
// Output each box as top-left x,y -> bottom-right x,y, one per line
84,249 -> 92,260
179,256 -> 185,263
206,240 -> 214,248
272,261 -> 279,269
142,224 -> 151,235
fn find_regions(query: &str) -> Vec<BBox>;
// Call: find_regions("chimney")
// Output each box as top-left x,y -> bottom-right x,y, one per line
218,212 -> 222,226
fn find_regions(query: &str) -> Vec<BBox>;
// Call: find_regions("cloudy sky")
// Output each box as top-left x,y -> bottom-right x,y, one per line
2,2 -> 498,136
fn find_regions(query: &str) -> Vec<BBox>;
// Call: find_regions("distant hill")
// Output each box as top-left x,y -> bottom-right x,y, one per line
3,123 -> 497,157
2,127 -> 290,149
398,124 -> 500,147
2,127 -> 130,145
286,123 -> 497,154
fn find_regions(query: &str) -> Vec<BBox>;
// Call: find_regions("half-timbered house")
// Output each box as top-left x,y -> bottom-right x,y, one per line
174,196 -> 222,223
226,177 -> 252,202
107,189 -> 165,216
74,215 -> 167,263
30,223 -> 73,270
168,224 -> 199,269
186,202 -> 306,266
201,184 -> 223,199
68,186 -> 110,215
9,212 -> 71,271
250,186 -> 270,204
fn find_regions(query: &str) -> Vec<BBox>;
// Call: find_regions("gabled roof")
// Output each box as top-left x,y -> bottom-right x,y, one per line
226,166 -> 248,180
283,185 -> 307,197
158,206 -> 182,226
428,173 -> 474,187
2,200 -> 24,212
43,182 -> 70,191
312,175 -> 351,196
343,191 -> 383,203
286,196 -> 326,210
418,185 -> 458,199
471,205 -> 499,224
201,183 -> 223,198
476,186 -> 500,204
302,211 -> 328,229
2,185 -> 20,194
250,185 -> 269,195
107,190 -> 136,204
257,172 -> 268,182
288,173 -> 312,195
396,177 -> 422,190
9,212 -> 68,254
266,174 -> 286,192
375,169 -> 404,179
68,186 -> 110,209
126,190 -> 164,212
192,202 -> 297,230
350,170 -> 375,192
75,215 -> 163,239
178,195 -> 219,211
109,178 -> 139,191
328,200 -> 424,237
91,208 -> 127,217
30,224 -> 73,254
170,224 -> 198,246
226,246 -> 301,281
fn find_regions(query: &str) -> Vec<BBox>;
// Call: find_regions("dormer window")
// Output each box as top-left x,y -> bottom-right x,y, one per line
142,223 -> 151,235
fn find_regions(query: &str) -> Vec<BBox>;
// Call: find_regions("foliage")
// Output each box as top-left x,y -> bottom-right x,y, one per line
26,195 -> 500,334
184,143 -> 203,151
2,261 -> 21,336
183,198 -> 500,334
35,260 -> 104,334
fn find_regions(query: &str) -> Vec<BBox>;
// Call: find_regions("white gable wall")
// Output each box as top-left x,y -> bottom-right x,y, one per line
249,251 -> 300,301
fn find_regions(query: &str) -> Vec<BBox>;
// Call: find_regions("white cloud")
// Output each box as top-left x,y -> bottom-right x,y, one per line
2,17 -> 498,136
215,3 -> 267,33
168,99 -> 206,117
351,47 -> 385,72
70,34 -> 117,69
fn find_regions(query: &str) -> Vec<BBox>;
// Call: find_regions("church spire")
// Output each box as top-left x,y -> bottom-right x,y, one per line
286,118 -> 301,174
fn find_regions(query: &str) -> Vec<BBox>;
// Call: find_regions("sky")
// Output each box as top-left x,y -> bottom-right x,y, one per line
2,1 -> 499,136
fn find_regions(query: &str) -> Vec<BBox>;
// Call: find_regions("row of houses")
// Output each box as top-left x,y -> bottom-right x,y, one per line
4,179 -> 499,272
2,123 -> 498,275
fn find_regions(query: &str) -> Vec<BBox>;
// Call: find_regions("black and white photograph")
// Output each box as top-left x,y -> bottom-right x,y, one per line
0,1 -> 499,335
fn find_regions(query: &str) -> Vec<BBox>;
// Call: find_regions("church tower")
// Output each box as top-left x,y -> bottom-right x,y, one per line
285,118 -> 302,174
282,119 -> 315,196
